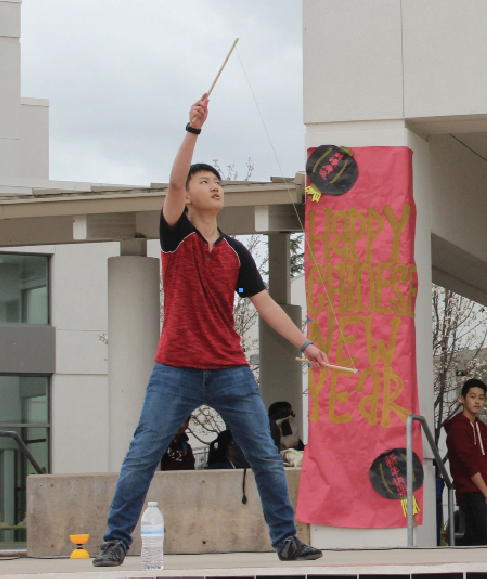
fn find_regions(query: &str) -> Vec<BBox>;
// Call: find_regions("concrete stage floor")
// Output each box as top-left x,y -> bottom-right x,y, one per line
1,548 -> 487,578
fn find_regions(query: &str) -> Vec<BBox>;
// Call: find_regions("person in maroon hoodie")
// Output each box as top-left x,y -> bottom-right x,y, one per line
445,378 -> 487,544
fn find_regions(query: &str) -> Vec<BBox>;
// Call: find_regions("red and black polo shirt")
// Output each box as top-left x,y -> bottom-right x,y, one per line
154,211 -> 266,369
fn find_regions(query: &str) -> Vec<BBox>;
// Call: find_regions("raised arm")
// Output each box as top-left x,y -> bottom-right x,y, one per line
163,94 -> 209,226
250,290 -> 329,370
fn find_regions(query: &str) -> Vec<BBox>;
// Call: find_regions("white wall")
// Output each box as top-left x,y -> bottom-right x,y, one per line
51,375 -> 110,473
0,0 -> 21,140
50,242 -> 119,473
430,134 -> 487,262
303,0 -> 487,124
403,0 -> 487,118
303,0 -> 404,123
50,243 -> 118,331
0,0 -> 21,178
427,132 -> 487,306
0,1 -> 49,181
20,98 -> 49,179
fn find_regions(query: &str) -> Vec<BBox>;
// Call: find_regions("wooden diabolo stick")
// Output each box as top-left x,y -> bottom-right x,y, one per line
191,38 -> 239,122
295,357 -> 359,374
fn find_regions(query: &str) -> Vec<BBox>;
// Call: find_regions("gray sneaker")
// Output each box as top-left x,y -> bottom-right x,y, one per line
92,540 -> 126,567
278,535 -> 322,561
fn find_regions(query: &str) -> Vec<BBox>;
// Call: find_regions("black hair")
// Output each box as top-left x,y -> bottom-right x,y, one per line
185,163 -> 221,190
207,429 -> 233,466
184,164 -> 221,213
268,401 -> 292,421
461,378 -> 487,398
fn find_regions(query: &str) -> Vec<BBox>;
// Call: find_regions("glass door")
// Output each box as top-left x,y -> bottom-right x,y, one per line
0,376 -> 49,547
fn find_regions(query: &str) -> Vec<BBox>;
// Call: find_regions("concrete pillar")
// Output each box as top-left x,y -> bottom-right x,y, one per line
107,253 -> 160,470
268,233 -> 291,304
304,120 -> 435,548
259,233 -> 303,437
408,129 -> 435,548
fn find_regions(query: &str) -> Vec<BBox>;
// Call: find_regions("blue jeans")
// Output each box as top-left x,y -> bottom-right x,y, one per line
104,363 -> 297,552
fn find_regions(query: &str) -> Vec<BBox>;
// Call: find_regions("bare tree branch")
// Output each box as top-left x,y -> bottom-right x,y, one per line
433,284 -> 487,454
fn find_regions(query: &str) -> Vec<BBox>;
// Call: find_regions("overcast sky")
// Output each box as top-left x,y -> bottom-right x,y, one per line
20,0 -> 304,186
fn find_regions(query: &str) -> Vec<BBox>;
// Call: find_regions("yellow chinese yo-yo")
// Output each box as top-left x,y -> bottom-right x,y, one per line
69,534 -> 89,559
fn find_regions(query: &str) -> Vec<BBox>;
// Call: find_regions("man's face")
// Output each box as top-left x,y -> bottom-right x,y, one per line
461,387 -> 486,416
186,171 -> 224,212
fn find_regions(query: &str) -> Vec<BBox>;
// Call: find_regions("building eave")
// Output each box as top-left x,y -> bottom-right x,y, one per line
0,175 -> 306,247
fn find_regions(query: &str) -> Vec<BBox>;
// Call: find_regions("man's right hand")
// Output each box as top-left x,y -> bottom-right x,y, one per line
164,93 -> 209,225
189,93 -> 209,130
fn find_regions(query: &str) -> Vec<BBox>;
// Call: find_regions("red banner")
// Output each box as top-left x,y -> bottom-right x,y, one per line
296,146 -> 422,528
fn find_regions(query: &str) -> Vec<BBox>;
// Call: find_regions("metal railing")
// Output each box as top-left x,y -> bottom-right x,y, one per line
406,414 -> 455,546
192,445 -> 210,470
0,430 -> 44,474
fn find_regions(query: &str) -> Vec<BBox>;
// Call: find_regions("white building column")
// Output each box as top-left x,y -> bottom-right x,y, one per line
259,233 -> 303,437
304,120 -> 435,548
107,240 -> 160,470
0,0 -> 21,178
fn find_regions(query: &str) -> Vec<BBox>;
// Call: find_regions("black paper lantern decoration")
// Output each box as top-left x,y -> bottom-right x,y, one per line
369,447 -> 423,500
306,145 -> 358,196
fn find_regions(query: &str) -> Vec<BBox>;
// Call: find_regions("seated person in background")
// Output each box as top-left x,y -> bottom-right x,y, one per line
161,416 -> 195,471
445,378 -> 487,545
268,401 -> 304,452
207,430 -> 234,469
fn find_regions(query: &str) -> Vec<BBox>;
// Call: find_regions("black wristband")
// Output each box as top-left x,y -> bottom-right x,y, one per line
186,123 -> 201,135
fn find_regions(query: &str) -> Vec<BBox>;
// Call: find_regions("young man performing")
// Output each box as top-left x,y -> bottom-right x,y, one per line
93,94 -> 329,567
445,378 -> 487,545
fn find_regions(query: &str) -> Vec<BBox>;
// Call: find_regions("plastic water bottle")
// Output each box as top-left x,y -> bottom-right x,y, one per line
140,501 -> 164,570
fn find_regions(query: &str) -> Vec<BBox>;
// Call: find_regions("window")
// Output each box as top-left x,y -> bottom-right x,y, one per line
0,376 -> 50,546
0,254 -> 49,324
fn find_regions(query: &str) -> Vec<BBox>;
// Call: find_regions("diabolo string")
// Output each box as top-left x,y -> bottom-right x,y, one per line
235,45 -> 358,372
